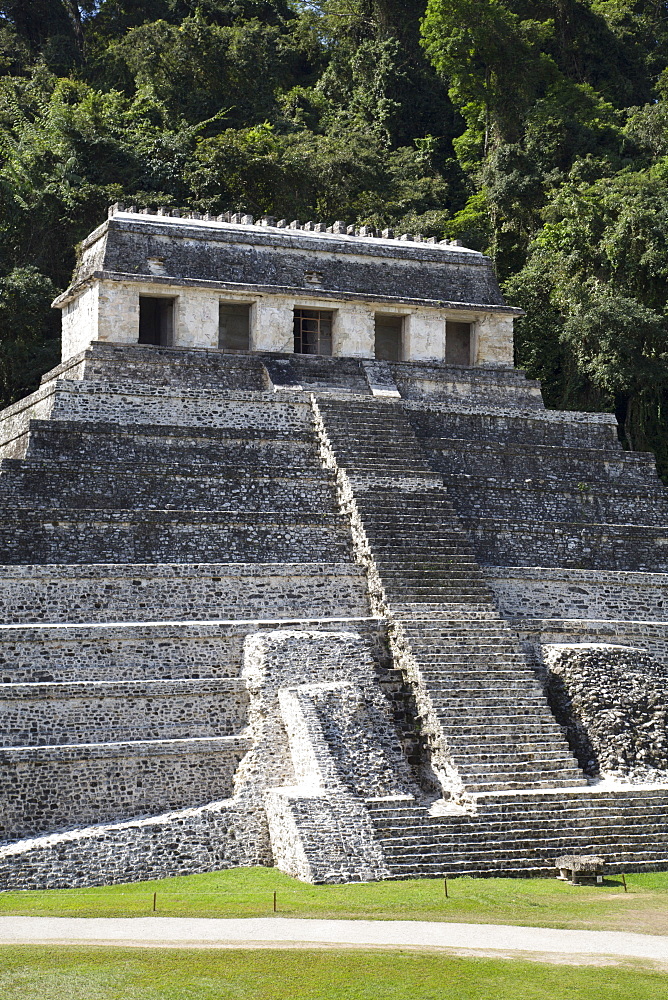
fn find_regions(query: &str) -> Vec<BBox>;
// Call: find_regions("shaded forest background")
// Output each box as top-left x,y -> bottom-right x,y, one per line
1,1 -> 668,472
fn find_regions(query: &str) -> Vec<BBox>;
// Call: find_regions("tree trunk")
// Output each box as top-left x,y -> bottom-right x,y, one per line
61,1 -> 85,58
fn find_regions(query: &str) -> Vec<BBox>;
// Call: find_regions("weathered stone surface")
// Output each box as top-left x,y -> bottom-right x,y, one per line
486,567 -> 668,622
240,629 -> 405,883
0,563 -> 369,624
0,736 -> 251,841
544,643 -> 668,782
0,677 -> 248,745
70,214 -> 508,308
555,854 -> 604,874
2,333 -> 668,886
0,799 -> 268,889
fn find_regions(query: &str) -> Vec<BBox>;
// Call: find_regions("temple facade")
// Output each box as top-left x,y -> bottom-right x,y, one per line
53,206 -> 520,367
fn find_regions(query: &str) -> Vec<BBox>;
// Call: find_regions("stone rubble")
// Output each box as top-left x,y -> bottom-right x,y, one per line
544,643 -> 668,782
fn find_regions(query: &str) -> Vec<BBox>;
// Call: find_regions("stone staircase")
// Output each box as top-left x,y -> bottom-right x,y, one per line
408,380 -> 668,685
366,787 -> 668,877
314,395 -> 586,796
395,612 -> 586,793
344,376 -> 668,879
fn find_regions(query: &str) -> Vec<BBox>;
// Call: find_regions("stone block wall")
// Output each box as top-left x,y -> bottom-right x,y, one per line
465,518 -> 668,572
0,799 -> 269,890
265,788 -> 389,884
61,284 -> 99,360
23,420 -> 318,470
264,354 -> 372,394
423,438 -> 657,485
391,362 -> 543,409
52,343 -> 271,392
515,618 -> 668,672
0,509 -> 352,565
405,383 -> 668,578
2,341 -> 668,885
232,629 -> 416,882
0,465 -> 338,513
0,381 -> 320,461
444,478 -> 668,527
236,629 -> 413,798
44,383 -> 314,433
0,736 -> 251,840
0,677 -> 247,745
406,403 -> 620,451
486,567 -> 668,622
0,618 -> 381,684
0,563 -> 369,624
55,211 -> 520,365
296,682 -> 415,799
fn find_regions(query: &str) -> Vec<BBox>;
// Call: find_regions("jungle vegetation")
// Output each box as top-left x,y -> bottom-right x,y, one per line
1,2 -> 667,471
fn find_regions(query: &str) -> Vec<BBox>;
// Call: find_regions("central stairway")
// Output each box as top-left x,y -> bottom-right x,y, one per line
313,395 -> 586,795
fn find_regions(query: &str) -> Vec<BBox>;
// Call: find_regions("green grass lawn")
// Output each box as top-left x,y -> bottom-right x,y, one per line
0,946 -> 665,1000
2,866 -> 668,935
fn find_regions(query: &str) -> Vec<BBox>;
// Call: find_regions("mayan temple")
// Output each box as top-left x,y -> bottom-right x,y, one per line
0,206 -> 667,888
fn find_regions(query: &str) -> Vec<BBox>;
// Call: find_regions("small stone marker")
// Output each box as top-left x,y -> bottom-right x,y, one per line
555,854 -> 605,885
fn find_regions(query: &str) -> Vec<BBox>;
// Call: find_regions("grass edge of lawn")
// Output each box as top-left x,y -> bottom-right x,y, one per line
1,867 -> 668,935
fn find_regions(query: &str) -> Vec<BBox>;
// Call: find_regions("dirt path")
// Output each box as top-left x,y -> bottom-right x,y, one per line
1,915 -> 667,966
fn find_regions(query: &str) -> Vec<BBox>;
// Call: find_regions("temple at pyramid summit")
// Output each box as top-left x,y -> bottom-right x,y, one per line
1,205 -> 668,887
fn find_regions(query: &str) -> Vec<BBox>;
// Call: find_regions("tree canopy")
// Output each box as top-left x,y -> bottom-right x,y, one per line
0,0 -> 667,473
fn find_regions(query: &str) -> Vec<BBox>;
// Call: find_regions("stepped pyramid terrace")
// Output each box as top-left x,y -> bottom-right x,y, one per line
1,205 -> 668,887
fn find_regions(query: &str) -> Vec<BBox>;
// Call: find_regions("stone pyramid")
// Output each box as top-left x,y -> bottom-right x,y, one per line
1,343 -> 667,887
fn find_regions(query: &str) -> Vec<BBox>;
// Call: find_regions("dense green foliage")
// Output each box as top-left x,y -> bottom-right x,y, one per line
0,1 -> 667,469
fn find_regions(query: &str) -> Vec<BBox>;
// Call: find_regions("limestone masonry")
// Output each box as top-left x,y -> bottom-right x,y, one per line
53,206 -> 519,366
1,209 -> 667,887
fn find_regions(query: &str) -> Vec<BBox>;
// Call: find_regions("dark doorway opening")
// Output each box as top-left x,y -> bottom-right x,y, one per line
445,321 -> 472,365
294,309 -> 333,355
374,314 -> 403,361
219,303 -> 251,351
138,297 -> 174,346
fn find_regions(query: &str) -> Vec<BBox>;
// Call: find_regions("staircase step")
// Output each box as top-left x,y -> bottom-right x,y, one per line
317,396 -> 584,796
